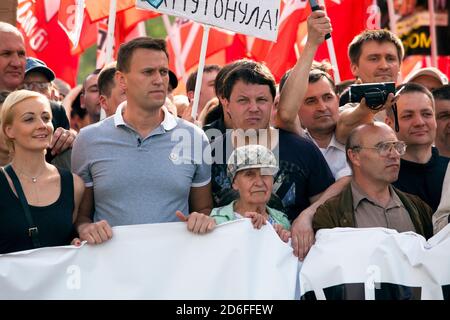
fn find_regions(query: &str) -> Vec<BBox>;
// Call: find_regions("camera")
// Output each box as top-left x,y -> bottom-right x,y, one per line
348,82 -> 396,110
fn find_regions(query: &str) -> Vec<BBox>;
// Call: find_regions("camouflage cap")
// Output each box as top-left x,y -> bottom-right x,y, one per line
227,144 -> 278,181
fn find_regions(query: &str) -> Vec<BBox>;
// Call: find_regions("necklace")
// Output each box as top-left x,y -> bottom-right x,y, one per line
12,165 -> 45,183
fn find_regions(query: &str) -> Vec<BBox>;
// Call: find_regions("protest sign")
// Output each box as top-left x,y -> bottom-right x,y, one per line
136,0 -> 281,42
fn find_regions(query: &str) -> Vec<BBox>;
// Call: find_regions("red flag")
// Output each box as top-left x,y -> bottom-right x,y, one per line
248,0 -> 342,81
85,0 -> 138,22
165,18 -> 235,80
314,0 -> 374,81
17,0 -> 80,87
96,8 -> 159,69
402,55 -> 450,82
58,0 -> 84,47
71,15 -> 98,55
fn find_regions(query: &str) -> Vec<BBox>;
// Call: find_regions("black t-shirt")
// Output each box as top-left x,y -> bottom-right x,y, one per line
211,129 -> 335,221
393,147 -> 449,212
0,168 -> 75,254
50,101 -> 70,130
46,101 -> 70,163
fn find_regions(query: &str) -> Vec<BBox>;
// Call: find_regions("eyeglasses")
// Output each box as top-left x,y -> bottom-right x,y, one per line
22,82 -> 50,91
352,141 -> 407,156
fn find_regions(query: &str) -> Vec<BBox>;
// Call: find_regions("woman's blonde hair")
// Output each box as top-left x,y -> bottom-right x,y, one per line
1,90 -> 51,151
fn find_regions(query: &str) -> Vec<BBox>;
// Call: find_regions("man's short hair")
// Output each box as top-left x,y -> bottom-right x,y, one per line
222,59 -> 276,101
98,62 -> 117,97
215,62 -> 242,99
348,29 -> 404,65
279,61 -> 336,94
82,68 -> 101,92
185,65 -> 221,93
117,37 -> 168,73
345,125 -> 363,169
432,85 -> 450,101
386,82 -> 435,118
0,22 -> 23,39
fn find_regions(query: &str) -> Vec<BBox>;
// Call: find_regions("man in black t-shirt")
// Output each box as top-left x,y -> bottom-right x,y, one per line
385,83 -> 449,211
208,58 -> 335,258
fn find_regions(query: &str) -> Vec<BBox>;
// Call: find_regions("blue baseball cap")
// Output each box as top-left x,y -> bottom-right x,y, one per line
25,57 -> 55,82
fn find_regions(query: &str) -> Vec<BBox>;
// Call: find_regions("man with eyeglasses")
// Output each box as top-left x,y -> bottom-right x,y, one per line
313,122 -> 433,239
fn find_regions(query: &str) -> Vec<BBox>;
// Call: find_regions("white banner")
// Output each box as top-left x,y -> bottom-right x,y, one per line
0,220 -> 298,299
136,0 -> 281,41
300,225 -> 450,300
2,221 -> 449,299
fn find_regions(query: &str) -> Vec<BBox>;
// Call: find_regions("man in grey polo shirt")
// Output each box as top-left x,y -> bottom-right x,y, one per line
72,37 -> 213,244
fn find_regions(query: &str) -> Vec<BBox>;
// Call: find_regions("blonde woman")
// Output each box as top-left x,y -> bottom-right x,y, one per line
0,90 -> 84,254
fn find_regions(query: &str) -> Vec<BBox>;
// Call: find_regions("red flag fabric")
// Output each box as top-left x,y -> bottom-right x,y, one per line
58,0 -> 76,36
85,0 -> 144,22
242,0 -> 343,81
402,55 -> 450,82
58,0 -> 85,47
95,8 -> 159,69
117,7 -> 159,42
314,0 -> 374,82
246,0 -> 307,81
71,14 -> 98,55
166,19 -> 235,80
17,0 -> 79,87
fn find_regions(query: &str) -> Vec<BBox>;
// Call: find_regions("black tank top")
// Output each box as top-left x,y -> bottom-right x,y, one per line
0,168 -> 75,254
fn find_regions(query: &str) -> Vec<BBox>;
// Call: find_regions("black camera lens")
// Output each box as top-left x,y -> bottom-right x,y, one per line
365,91 -> 386,110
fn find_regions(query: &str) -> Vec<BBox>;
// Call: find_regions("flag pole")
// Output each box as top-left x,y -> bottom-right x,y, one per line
105,0 -> 117,65
428,0 -> 438,67
71,0 -> 85,48
386,0 -> 397,34
191,24 -> 210,120
318,0 -> 340,83
162,15 -> 186,81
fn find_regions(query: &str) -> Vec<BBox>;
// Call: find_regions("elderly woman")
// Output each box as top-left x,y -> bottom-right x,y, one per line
0,90 -> 84,254
177,145 -> 290,242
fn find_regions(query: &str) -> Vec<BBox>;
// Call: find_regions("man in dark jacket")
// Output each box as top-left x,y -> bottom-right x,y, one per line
313,122 -> 433,239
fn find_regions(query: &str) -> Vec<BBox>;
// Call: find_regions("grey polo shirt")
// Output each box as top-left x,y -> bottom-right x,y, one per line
72,102 -> 211,226
351,182 -> 416,233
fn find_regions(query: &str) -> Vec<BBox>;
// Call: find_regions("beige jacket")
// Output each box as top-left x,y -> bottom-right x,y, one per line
433,162 -> 450,234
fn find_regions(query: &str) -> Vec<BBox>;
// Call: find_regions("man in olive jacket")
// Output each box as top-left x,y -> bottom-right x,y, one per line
313,123 -> 433,239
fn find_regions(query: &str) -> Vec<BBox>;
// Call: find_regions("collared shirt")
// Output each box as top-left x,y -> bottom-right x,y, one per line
113,101 -> 178,133
351,182 -> 416,233
305,131 -> 352,180
72,101 -> 211,226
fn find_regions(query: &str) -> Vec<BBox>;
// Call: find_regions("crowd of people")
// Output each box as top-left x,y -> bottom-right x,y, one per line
0,7 -> 449,275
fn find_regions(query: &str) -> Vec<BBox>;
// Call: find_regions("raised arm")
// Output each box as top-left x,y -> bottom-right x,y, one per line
335,94 -> 396,144
291,176 -> 351,260
275,9 -> 332,134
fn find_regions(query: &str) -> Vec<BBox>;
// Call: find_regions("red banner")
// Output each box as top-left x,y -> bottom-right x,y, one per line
17,0 -> 79,87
